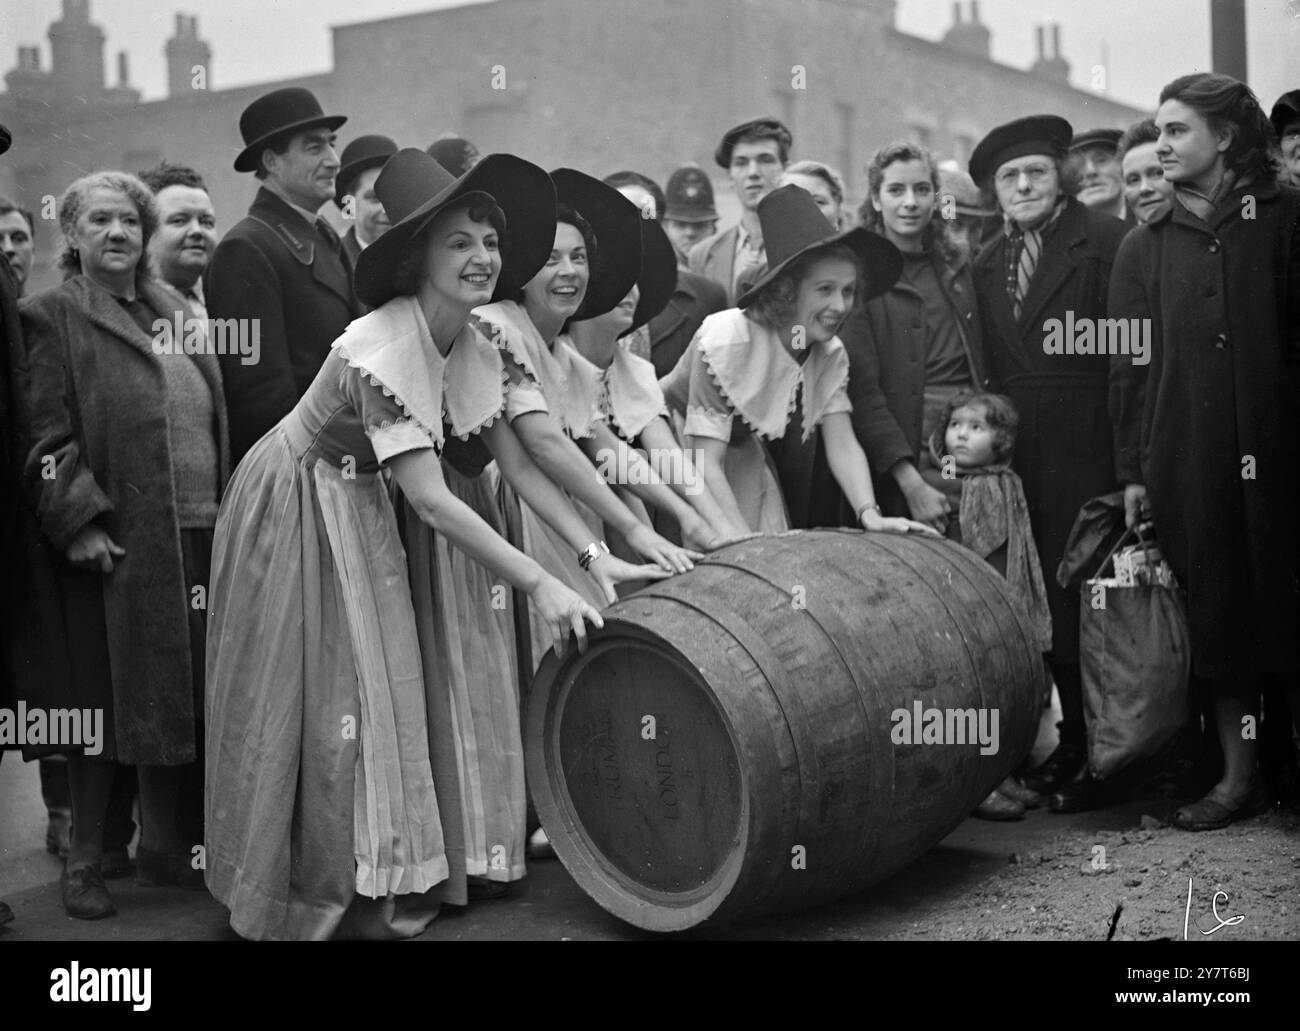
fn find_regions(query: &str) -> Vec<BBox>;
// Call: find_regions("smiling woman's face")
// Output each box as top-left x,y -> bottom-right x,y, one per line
420,204 -> 501,311
523,221 -> 590,329
70,187 -> 143,285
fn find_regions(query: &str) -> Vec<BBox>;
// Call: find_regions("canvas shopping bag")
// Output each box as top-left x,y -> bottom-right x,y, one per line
1079,526 -> 1191,781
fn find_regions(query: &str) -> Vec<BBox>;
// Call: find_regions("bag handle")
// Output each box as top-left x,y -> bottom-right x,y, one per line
1095,523 -> 1152,578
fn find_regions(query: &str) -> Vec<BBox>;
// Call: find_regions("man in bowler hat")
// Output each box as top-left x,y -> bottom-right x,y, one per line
205,87 -> 359,459
336,134 -> 398,267
688,116 -> 792,304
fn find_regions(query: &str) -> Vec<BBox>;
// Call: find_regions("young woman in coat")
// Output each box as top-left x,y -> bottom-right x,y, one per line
1109,73 -> 1300,830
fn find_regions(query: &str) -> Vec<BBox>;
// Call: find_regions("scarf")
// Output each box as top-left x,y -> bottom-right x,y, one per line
1003,199 -> 1065,320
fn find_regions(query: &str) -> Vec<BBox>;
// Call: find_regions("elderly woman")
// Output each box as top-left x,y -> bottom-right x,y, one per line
203,152 -> 660,940
20,171 -> 229,919
968,116 -> 1128,811
660,184 -> 932,538
1110,73 -> 1300,830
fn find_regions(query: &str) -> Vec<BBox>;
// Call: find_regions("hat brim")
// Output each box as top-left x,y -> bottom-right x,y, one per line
1271,93 -> 1300,136
353,153 -> 557,310
621,218 -> 678,336
335,154 -> 393,205
551,168 -> 643,320
662,207 -> 718,223
970,114 -> 1073,186
234,114 -> 348,172
0,124 -> 10,157
736,226 -> 902,311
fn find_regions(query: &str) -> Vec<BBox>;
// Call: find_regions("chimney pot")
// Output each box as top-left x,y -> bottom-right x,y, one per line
1035,25 -> 1044,58
971,0 -> 981,21
1052,23 -> 1061,58
952,2 -> 961,24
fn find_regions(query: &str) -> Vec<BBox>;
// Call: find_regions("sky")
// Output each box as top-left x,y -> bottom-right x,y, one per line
0,0 -> 1296,111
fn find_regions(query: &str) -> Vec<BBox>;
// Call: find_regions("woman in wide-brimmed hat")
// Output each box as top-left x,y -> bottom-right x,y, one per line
203,150 -> 657,940
659,184 -> 935,536
476,169 -> 702,672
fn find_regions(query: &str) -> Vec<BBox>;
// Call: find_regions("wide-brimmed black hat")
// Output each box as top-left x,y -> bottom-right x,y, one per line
354,149 -> 555,310
234,87 -> 347,173
1070,128 -> 1122,154
969,114 -> 1073,185
714,116 -> 792,169
0,124 -> 10,157
1270,90 -> 1300,137
620,217 -> 678,337
336,134 -> 398,205
664,165 -> 718,222
551,168 -> 642,320
736,184 -> 902,310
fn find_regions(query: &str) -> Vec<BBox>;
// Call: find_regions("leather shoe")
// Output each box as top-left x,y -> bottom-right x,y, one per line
1173,783 -> 1269,831
0,899 -> 13,926
101,847 -> 133,880
1022,743 -> 1086,794
466,876 -> 509,901
61,864 -> 116,920
996,776 -> 1043,809
135,846 -> 204,888
974,790 -> 1025,821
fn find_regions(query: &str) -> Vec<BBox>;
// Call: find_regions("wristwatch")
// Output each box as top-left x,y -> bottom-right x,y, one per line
857,503 -> 881,522
577,540 -> 611,570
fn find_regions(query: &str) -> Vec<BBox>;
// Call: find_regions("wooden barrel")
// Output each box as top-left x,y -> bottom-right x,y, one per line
524,529 -> 1043,932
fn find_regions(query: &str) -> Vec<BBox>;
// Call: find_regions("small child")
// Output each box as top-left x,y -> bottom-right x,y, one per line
923,390 -> 1053,821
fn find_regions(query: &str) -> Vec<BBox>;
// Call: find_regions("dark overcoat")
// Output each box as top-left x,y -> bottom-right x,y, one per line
18,275 -> 231,763
841,249 -> 991,518
1108,180 -> 1300,677
205,187 -> 358,459
973,197 -> 1128,662
648,269 -> 727,379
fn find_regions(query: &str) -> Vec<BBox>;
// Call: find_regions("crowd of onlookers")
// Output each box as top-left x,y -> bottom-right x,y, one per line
0,71 -> 1297,937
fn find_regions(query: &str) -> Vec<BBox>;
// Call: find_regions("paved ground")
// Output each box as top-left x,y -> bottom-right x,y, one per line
3,701 -> 1296,941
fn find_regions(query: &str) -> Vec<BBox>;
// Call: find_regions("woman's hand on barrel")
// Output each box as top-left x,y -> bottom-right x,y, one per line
66,524 -> 126,573
902,480 -> 951,533
625,523 -> 702,574
680,512 -> 730,553
586,553 -> 672,604
532,575 -> 604,658
860,508 -> 942,537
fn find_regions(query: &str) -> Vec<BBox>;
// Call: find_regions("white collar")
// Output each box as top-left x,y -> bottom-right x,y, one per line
601,344 -> 666,439
695,308 -> 849,442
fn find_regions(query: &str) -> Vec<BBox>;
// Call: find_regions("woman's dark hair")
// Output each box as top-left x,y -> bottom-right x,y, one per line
505,202 -> 599,307
1117,118 -> 1160,159
1158,72 -> 1279,181
743,242 -> 861,331
859,140 -> 959,266
57,170 -> 158,279
936,389 -> 1019,464
390,194 -> 508,297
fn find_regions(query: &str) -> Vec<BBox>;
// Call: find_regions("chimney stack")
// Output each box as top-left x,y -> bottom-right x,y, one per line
943,0 -> 991,60
48,0 -> 106,99
117,49 -> 129,88
1031,21 -> 1070,84
165,13 -> 212,97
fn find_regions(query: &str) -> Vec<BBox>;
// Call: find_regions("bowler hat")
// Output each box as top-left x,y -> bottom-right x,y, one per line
664,165 -> 718,222
970,114 -> 1073,185
336,134 -> 398,205
354,149 -> 555,310
0,124 -> 10,157
621,217 -> 678,337
736,184 -> 901,310
1070,128 -> 1122,154
427,135 -> 480,177
714,117 -> 792,169
1270,89 -> 1300,137
234,87 -> 347,173
551,168 -> 643,320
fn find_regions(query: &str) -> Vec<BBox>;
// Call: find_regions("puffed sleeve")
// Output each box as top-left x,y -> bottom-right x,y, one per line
502,351 -> 550,422
683,339 -> 734,441
19,295 -> 113,550
339,360 -> 439,464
